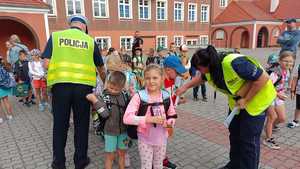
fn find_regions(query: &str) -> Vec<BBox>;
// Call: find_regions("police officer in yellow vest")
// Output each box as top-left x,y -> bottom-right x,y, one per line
176,46 -> 276,169
42,15 -> 106,169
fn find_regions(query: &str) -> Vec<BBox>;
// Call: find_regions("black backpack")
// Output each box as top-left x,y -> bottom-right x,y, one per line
127,89 -> 172,139
94,90 -> 130,135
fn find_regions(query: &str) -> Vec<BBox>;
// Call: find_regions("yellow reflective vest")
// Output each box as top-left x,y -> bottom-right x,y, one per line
205,54 -> 276,116
47,28 -> 96,87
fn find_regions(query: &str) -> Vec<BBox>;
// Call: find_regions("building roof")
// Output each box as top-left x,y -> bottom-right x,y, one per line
213,1 -> 276,24
271,0 -> 300,20
0,0 -> 49,9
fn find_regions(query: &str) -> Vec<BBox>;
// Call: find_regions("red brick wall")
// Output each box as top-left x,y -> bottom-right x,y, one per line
0,12 -> 47,58
48,0 -> 211,50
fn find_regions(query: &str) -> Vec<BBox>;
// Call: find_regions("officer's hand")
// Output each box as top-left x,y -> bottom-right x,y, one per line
236,98 -> 247,109
86,93 -> 98,104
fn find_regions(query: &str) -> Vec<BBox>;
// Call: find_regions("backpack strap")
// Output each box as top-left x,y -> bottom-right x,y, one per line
161,89 -> 177,119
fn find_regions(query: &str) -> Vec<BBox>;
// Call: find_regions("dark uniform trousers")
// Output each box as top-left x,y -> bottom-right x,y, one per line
227,109 -> 266,169
51,83 -> 92,168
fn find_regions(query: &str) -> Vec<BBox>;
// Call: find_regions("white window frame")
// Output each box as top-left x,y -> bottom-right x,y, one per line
65,0 -> 85,16
174,1 -> 184,22
201,4 -> 210,23
118,0 -> 133,19
156,0 -> 168,21
188,3 -> 197,22
156,36 -> 168,48
174,36 -> 184,47
200,35 -> 209,46
138,0 -> 151,20
92,0 -> 109,18
216,30 -> 225,40
120,36 -> 134,51
186,39 -> 198,46
95,36 -> 111,49
46,0 -> 57,16
219,0 -> 228,8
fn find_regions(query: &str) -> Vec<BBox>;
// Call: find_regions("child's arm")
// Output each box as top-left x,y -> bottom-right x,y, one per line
123,94 -> 164,127
86,93 -> 109,118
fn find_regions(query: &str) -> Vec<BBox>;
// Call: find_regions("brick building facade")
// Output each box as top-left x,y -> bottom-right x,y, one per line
0,0 -> 299,57
211,0 -> 300,49
47,0 -> 212,52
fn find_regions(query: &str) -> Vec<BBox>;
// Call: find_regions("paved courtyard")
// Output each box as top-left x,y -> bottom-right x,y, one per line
1,48 -> 300,169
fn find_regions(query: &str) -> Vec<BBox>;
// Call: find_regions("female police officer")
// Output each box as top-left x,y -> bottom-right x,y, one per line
176,45 -> 276,169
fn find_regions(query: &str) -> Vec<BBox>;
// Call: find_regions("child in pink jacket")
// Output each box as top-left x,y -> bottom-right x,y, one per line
123,64 -> 177,169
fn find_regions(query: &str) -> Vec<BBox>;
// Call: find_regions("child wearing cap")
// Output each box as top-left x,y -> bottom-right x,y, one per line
28,49 -> 49,111
162,55 -> 189,169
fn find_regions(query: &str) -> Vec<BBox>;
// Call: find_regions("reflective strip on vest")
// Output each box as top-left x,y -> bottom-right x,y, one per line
48,29 -> 96,87
205,54 -> 276,116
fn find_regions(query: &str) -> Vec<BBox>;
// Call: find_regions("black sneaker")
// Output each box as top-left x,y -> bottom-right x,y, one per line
202,96 -> 208,102
75,157 -> 90,169
193,97 -> 199,101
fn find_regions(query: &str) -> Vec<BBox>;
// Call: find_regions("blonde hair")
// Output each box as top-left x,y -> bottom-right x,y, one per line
106,53 -> 127,71
144,64 -> 164,77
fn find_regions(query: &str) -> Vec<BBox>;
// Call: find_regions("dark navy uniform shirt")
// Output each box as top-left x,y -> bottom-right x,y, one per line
42,28 -> 104,67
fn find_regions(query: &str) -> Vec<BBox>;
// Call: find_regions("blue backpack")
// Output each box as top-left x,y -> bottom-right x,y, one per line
127,89 -> 175,139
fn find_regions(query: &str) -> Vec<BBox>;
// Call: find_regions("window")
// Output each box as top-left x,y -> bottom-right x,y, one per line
66,0 -> 84,16
174,36 -> 184,47
95,37 -> 111,49
201,5 -> 209,23
93,0 -> 109,18
119,0 -> 132,19
272,28 -> 280,37
216,30 -> 225,40
200,35 -> 209,46
188,3 -> 197,22
186,39 -> 198,46
46,0 -> 56,16
220,0 -> 228,7
139,0 -> 151,20
156,36 -> 168,48
120,36 -> 133,50
157,0 -> 168,20
174,2 -> 184,21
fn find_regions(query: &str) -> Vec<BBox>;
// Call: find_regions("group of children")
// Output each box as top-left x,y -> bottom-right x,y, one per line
263,50 -> 300,149
0,48 -> 50,124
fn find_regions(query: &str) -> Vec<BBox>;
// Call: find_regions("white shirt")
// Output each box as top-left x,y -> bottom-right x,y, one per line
28,60 -> 45,80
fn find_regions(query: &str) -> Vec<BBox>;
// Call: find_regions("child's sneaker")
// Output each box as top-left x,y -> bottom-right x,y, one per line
39,103 -> 45,112
163,158 -> 177,169
7,115 -> 13,120
287,121 -> 299,128
0,118 -> 4,124
263,138 -> 280,150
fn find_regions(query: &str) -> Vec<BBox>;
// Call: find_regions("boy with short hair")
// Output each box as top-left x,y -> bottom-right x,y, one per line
14,49 -> 34,106
86,71 -> 129,169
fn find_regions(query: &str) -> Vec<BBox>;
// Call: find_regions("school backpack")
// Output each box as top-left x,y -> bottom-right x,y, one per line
94,90 -> 130,136
127,89 -> 171,139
